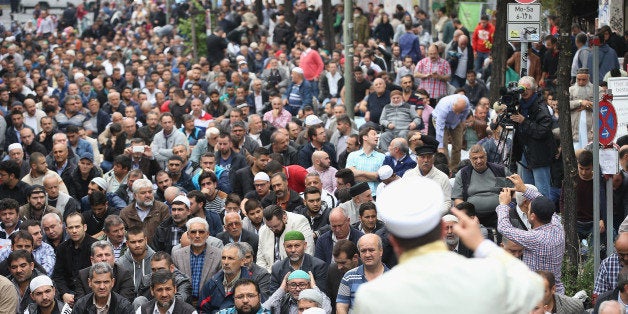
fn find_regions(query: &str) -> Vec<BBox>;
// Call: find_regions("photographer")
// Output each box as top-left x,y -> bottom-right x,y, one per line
510,76 -> 556,198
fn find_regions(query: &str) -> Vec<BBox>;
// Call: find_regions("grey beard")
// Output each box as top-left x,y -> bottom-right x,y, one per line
157,299 -> 174,309
139,199 -> 154,207
446,236 -> 459,247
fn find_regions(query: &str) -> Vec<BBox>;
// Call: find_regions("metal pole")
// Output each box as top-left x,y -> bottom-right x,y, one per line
519,41 -> 528,78
343,0 -> 354,118
592,42 -> 600,277
606,179 -> 614,254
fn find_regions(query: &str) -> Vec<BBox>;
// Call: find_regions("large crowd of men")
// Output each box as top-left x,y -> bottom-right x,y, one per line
0,0 -> 626,313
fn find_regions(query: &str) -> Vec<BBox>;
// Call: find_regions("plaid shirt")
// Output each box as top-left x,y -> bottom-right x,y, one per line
594,253 -> 621,296
496,188 -> 565,294
415,57 -> 451,99
0,242 -> 56,275
263,109 -> 293,129
190,249 -> 206,298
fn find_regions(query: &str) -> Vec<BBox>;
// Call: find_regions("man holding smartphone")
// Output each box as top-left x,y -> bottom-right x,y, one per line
452,144 -> 510,228
124,138 -> 160,180
496,174 -> 565,294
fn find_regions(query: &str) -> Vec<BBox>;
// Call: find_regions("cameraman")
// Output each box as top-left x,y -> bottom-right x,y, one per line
510,76 -> 556,199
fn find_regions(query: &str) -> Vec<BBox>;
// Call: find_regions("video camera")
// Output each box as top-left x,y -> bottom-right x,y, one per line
498,82 -> 526,127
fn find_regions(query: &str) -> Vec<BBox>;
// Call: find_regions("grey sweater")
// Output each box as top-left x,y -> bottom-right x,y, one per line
380,102 -> 421,131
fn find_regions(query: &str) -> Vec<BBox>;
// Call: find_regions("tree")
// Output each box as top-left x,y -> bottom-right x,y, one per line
178,0 -> 208,61
284,0 -> 295,27
556,0 -> 579,283
488,0 -> 507,102
254,0 -> 263,26
322,0 -> 334,52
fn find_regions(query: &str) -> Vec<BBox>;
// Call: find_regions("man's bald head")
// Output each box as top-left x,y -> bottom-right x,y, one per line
453,97 -> 468,114
311,150 -> 327,163
616,232 -> 628,267
458,35 -> 469,48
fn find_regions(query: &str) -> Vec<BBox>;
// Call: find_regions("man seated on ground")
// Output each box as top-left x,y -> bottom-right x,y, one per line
73,240 -> 135,300
336,234 -> 389,313
452,144 -> 510,228
269,231 -> 328,294
0,220 -> 55,276
25,274 -> 72,314
216,212 -> 259,257
256,205 -> 315,272
536,270 -> 584,313
594,232 -> 628,301
7,250 -> 46,313
71,262 -> 134,313
136,269 -> 197,314
442,214 -> 473,258
352,202 -> 384,234
217,278 -> 270,314
199,243 -> 258,313
315,208 -> 363,264
263,270 -> 331,313
378,90 -> 421,150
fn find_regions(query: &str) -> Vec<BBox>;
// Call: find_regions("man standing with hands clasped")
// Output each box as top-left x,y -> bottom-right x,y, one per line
496,174 -> 565,294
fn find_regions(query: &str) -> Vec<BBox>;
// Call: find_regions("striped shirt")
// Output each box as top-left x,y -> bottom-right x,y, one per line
336,264 -> 390,308
496,188 -> 565,294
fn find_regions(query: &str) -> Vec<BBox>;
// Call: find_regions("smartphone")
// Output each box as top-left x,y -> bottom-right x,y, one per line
494,177 -> 515,189
133,146 -> 145,153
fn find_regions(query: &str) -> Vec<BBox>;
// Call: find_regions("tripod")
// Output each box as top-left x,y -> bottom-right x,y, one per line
492,121 -> 516,169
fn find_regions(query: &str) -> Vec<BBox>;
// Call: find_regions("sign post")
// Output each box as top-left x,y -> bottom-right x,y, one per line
599,93 -> 617,254
599,94 -> 618,146
507,3 -> 541,78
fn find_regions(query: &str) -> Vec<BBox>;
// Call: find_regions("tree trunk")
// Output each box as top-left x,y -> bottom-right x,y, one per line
489,0 -> 508,102
556,0 -> 579,287
254,0 -> 263,26
322,0 -> 334,52
284,0 -> 295,28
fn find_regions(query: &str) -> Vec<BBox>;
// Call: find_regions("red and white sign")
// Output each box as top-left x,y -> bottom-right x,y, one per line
515,0 -> 537,3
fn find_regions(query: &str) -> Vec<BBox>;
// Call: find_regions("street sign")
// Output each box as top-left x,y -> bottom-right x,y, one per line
508,3 -> 541,23
599,95 -> 618,146
507,23 -> 541,41
515,0 -> 537,3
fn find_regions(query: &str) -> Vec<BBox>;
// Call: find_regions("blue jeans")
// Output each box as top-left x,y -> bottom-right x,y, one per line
474,51 -> 490,74
517,154 -> 551,199
308,79 -> 319,102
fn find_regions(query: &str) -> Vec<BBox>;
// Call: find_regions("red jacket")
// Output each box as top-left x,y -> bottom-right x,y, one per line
472,22 -> 495,54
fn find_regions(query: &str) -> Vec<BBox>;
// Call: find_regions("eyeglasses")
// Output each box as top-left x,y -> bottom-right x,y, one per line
288,282 -> 309,289
234,293 -> 259,300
